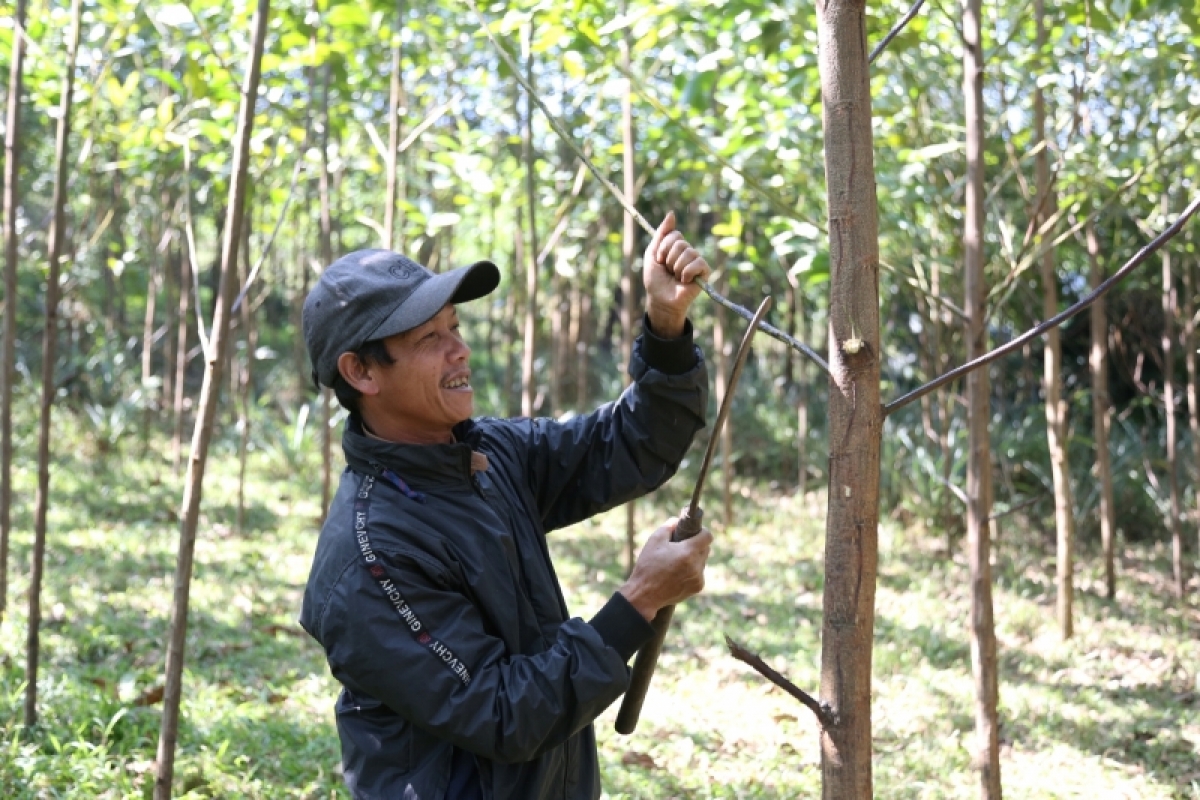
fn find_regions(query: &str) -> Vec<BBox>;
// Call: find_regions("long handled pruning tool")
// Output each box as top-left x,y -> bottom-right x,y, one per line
615,295 -> 773,735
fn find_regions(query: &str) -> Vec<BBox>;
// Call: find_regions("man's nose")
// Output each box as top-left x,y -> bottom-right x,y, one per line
451,337 -> 470,362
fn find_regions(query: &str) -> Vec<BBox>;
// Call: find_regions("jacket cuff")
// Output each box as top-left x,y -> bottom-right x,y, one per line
589,592 -> 655,662
640,314 -> 699,375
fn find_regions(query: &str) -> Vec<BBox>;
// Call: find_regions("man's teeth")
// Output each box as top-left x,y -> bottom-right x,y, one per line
444,377 -> 470,389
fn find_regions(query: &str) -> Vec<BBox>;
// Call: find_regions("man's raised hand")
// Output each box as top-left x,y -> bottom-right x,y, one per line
643,211 -> 712,338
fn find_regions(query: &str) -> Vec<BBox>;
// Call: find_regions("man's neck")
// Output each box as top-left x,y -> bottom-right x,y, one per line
359,414 -> 455,446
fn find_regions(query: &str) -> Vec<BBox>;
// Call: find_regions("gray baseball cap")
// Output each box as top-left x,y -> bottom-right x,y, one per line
303,249 -> 500,387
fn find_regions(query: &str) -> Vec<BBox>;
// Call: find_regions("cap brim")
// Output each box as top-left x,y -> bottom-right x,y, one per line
370,260 -> 500,342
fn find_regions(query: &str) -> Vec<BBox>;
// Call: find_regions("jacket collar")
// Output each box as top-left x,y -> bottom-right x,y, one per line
342,415 -> 481,489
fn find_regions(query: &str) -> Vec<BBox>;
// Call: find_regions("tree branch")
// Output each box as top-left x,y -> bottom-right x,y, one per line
869,0 -> 927,64
467,0 -> 830,378
726,635 -> 835,729
884,194 -> 1200,416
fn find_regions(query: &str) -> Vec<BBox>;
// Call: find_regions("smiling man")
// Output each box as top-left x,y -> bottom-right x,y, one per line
299,213 -> 713,800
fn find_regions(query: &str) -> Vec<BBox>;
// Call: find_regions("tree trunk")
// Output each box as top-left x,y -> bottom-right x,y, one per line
1035,0 -> 1075,639
814,3 -> 883,797
575,235 -> 599,412
235,215 -> 255,536
162,237 -> 177,426
24,0 -> 80,727
0,0 -> 28,622
317,44 -> 334,522
964,0 -> 1002,794
505,212 -> 521,418
154,2 -> 270,794
383,0 -> 405,249
1161,194 -> 1183,597
171,248 -> 191,472
620,7 -> 638,577
520,21 -> 539,418
1086,220 -> 1116,600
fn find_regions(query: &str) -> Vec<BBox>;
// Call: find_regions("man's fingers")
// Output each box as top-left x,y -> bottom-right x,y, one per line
664,240 -> 692,267
651,211 -> 677,251
678,256 -> 711,284
655,231 -> 684,264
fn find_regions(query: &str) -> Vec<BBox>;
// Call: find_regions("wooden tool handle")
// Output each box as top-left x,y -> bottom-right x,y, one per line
614,506 -> 704,734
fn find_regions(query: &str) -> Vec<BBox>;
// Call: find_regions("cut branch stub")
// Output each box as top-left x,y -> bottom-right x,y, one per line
726,635 -> 835,729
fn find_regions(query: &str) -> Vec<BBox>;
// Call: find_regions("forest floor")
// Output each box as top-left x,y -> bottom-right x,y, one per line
0,438 -> 1198,799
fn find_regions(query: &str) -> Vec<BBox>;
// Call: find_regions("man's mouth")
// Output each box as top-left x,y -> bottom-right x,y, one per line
443,375 -> 471,390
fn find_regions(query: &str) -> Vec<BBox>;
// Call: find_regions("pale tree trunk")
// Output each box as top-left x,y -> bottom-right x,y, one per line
171,247 -> 191,472
520,21 -> 539,418
814,3 -> 882,797
1086,221 -> 1116,599
1185,257 -> 1199,564
0,0 -> 28,621
162,237 -> 177,422
154,2 -> 269,794
1161,194 -> 1184,597
24,0 -> 81,726
235,219 -> 255,536
574,233 -> 599,411
383,0 -> 405,249
317,46 -> 334,523
140,212 -> 163,453
620,8 -> 638,576
505,212 -> 522,418
1035,0 -> 1076,639
964,0 -> 1002,793
551,268 -> 569,416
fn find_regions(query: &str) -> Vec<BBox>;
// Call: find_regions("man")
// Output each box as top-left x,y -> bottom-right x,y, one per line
299,212 -> 713,800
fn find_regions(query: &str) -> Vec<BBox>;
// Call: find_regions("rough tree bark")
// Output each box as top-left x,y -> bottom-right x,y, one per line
620,6 -> 638,575
1161,194 -> 1183,597
814,2 -> 883,797
520,21 -> 539,419
24,0 -> 81,727
963,0 -> 1002,793
154,2 -> 270,794
1086,220 -> 1116,599
1034,0 -> 1075,639
0,0 -> 28,621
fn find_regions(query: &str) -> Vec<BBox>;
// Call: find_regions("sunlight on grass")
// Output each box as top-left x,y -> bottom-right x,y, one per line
1,441 -> 1197,798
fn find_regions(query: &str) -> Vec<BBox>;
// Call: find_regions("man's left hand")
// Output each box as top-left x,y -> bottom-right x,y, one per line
643,211 -> 711,338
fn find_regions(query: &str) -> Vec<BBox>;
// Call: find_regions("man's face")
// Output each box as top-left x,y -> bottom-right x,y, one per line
363,304 -> 473,444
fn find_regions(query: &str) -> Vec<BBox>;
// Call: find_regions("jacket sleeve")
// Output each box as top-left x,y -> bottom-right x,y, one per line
493,317 -> 708,532
318,545 -> 652,764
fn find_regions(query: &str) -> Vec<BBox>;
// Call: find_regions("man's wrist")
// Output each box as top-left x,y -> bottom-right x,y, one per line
645,304 -> 687,339
617,580 -> 659,622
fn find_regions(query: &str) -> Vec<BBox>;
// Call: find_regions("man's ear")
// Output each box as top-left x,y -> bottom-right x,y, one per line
336,352 -> 381,396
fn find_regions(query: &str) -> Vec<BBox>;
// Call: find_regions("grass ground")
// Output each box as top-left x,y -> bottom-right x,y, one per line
0,435 -> 1197,798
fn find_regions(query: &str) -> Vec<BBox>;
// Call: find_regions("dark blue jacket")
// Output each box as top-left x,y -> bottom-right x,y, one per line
300,323 -> 708,800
